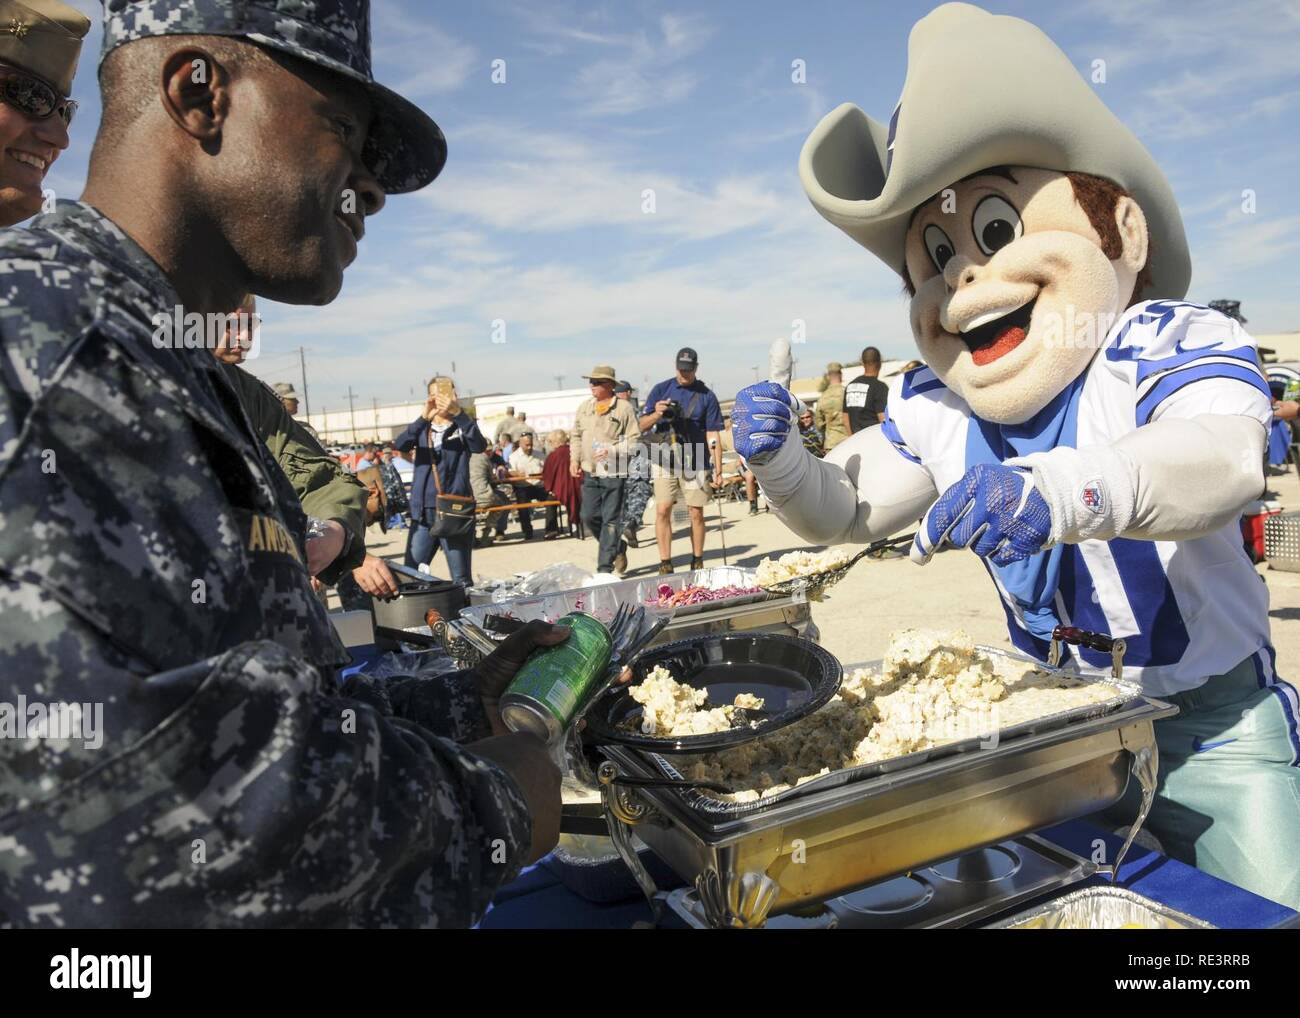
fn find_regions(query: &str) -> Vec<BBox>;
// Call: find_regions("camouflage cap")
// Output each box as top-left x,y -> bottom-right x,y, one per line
273,381 -> 299,400
826,361 -> 843,374
100,0 -> 446,194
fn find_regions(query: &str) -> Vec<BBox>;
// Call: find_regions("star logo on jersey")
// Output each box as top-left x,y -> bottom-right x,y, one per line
1079,479 -> 1106,515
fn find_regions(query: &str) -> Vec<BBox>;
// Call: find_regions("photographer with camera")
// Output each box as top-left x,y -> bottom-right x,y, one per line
639,348 -> 725,574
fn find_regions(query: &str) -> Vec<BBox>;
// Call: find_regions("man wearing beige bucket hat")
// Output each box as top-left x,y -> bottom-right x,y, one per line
734,2 -> 1299,908
0,0 -> 88,225
572,364 -> 640,574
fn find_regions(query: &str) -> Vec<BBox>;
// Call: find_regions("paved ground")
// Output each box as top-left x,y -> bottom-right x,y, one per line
357,466 -> 1300,674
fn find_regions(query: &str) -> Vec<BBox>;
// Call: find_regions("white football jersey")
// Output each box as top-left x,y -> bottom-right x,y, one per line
883,300 -> 1276,696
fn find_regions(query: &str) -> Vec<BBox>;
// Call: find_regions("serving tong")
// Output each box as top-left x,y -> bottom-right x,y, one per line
760,531 -> 917,599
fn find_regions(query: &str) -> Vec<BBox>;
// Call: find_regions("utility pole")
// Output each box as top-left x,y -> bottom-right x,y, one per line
347,386 -> 357,444
751,365 -> 760,382
555,374 -> 564,390
372,397 -> 379,441
298,346 -> 310,418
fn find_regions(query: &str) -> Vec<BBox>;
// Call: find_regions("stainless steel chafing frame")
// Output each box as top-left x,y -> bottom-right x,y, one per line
597,648 -> 1176,928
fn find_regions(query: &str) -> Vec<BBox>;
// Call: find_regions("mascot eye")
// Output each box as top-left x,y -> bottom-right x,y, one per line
923,224 -> 956,273
972,195 -> 1022,256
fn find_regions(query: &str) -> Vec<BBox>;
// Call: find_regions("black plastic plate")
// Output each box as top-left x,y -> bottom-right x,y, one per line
582,633 -> 842,753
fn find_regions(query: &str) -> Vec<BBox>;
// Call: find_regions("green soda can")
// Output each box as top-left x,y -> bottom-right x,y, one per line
500,611 -> 614,742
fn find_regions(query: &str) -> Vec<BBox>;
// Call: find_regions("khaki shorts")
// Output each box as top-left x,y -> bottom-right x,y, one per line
651,462 -> 711,508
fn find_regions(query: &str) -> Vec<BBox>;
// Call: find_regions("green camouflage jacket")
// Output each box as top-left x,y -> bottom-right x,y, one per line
220,364 -> 368,582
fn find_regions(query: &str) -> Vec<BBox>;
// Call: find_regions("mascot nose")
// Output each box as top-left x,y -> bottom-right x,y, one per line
943,255 -> 978,292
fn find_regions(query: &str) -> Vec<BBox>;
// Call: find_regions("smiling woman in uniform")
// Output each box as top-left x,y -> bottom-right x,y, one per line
0,0 -> 88,226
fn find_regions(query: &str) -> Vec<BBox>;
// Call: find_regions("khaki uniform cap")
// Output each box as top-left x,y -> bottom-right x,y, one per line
0,0 -> 89,96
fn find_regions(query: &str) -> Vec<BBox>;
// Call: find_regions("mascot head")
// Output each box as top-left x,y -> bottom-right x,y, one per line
799,2 -> 1190,425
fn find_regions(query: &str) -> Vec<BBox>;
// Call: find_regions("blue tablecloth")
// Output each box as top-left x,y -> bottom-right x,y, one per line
480,819 -> 1298,929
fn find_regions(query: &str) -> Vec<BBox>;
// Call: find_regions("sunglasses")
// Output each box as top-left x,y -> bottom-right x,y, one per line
0,68 -> 76,127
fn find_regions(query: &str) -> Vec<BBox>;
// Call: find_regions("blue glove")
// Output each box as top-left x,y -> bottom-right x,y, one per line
910,463 -> 1052,567
732,382 -> 803,464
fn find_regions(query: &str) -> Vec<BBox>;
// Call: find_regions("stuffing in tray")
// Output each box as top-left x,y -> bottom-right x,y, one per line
679,629 -> 1117,802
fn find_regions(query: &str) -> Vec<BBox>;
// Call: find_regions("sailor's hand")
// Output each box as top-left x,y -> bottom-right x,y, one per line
352,554 -> 399,599
475,620 -> 571,735
732,382 -> 802,465
911,463 -> 1051,567
468,732 -> 562,865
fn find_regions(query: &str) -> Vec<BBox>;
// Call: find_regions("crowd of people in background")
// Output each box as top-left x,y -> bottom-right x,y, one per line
275,344 -> 933,594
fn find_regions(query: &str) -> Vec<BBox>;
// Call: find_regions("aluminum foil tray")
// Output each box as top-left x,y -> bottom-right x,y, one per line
458,566 -> 777,638
645,646 -> 1146,819
987,885 -> 1215,929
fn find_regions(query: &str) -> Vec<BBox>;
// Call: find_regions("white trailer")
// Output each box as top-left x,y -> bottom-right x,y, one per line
473,388 -> 600,444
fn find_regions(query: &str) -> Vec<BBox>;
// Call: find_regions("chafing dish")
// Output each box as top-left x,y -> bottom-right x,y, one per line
441,566 -> 817,667
597,644 -> 1176,928
666,835 -> 1093,929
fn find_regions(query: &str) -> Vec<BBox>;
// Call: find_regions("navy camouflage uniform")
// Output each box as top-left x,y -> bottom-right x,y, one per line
0,212 -> 530,924
621,443 -> 652,532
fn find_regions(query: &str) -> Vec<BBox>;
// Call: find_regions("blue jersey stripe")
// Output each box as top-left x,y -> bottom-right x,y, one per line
1136,362 -> 1269,425
1106,301 -> 1208,362
1135,344 -> 1260,386
1057,543 -> 1109,665
1057,540 -> 1190,669
900,369 -> 947,399
880,410 -> 922,465
1107,539 -> 1192,666
987,567 -> 1053,662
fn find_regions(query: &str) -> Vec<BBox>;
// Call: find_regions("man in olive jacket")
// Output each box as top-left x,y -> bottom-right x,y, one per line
216,307 -> 368,586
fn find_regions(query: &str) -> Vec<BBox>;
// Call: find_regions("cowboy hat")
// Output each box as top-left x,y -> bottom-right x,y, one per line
798,2 -> 1190,300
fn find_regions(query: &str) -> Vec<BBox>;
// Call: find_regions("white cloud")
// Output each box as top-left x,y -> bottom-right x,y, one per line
514,8 -> 715,116
372,0 -> 477,96
248,178 -> 916,407
1066,0 -> 1300,141
420,123 -> 788,241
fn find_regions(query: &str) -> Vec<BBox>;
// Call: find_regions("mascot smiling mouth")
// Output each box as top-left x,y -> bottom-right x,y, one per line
960,296 -> 1037,366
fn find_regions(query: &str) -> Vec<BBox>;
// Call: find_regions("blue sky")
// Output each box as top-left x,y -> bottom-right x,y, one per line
52,0 -> 1300,412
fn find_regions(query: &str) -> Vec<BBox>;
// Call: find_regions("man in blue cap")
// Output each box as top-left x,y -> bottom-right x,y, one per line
0,1 -> 563,928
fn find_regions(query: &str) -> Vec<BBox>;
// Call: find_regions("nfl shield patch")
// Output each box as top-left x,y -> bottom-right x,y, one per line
1079,479 -> 1106,515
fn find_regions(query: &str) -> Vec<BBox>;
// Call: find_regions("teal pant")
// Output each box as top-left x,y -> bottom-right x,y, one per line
1095,650 -> 1300,911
